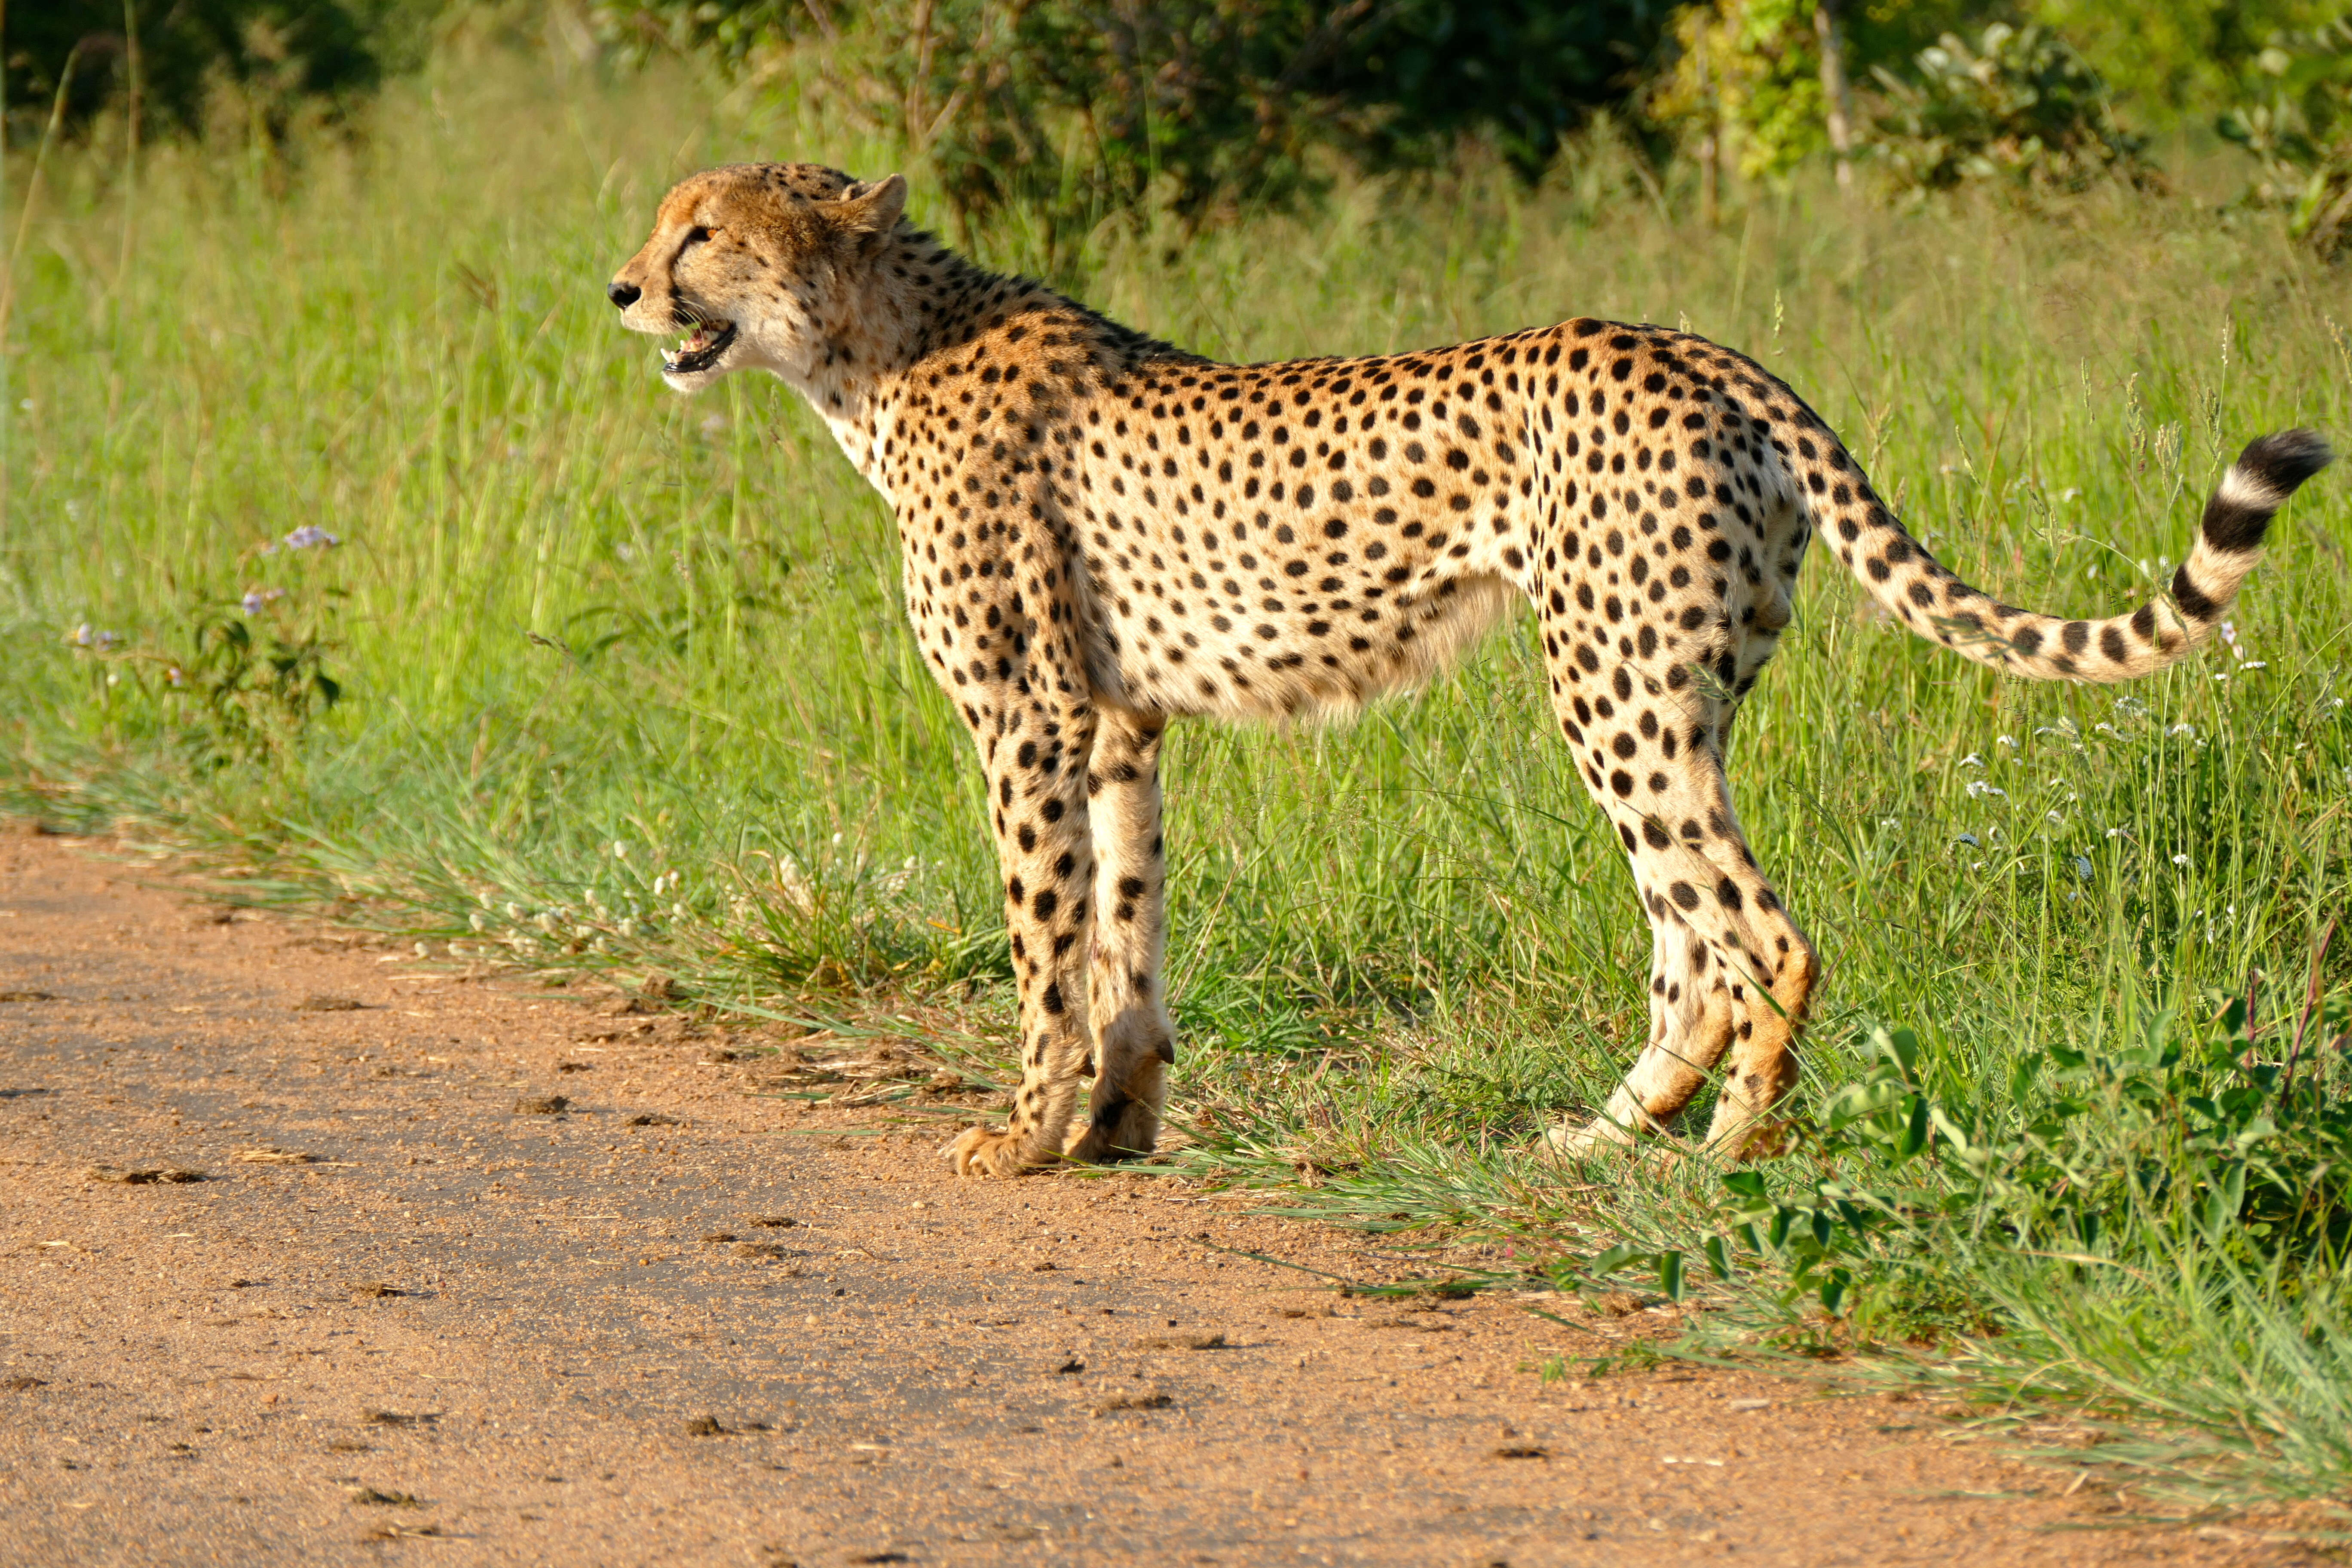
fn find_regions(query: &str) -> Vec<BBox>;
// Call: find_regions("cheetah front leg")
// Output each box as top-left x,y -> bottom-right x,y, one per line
1065,710 -> 1175,1164
944,698 -> 1102,1178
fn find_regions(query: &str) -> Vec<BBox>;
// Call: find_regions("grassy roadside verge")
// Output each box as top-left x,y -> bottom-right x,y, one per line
5,44 -> 2351,1519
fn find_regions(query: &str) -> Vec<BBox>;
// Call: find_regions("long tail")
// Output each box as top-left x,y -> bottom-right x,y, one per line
1807,429 -> 2332,683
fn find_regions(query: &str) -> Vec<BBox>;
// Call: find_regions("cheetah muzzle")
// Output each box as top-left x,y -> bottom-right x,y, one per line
609,162 -> 2333,1177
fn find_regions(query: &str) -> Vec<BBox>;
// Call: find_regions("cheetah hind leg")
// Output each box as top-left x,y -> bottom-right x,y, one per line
1061,710 -> 1174,1166
1547,925 -> 1734,1158
1063,1007 -> 1172,1164
1694,943 -> 1814,1161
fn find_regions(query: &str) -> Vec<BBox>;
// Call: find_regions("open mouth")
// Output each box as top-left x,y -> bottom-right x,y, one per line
663,318 -> 738,376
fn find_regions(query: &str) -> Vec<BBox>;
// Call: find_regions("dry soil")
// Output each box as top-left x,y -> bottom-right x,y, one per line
0,833 -> 2314,1567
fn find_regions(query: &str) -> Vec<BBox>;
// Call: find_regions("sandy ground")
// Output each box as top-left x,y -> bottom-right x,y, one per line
0,832 -> 2316,1567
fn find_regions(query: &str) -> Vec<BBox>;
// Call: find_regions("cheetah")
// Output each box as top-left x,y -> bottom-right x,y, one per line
608,163 -> 2331,1175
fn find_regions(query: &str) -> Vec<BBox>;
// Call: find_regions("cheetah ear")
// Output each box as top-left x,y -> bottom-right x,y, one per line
833,173 -> 908,239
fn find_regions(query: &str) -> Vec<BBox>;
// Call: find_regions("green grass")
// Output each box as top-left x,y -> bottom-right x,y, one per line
6,48 -> 2352,1516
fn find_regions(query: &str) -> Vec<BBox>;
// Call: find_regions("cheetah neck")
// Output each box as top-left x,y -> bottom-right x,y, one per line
785,240 -> 1028,500
782,237 -> 1194,505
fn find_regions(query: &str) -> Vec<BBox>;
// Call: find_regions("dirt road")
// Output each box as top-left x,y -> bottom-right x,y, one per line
0,833 -> 2298,1566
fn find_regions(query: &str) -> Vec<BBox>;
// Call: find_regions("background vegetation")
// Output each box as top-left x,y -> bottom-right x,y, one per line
6,0 -> 2352,1522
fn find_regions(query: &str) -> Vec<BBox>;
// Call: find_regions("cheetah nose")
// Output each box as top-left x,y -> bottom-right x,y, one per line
606,280 -> 641,309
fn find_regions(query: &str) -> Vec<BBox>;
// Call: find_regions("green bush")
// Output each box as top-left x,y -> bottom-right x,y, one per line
1647,0 -> 1975,183
1705,1002 -> 2352,1320
1868,22 -> 2156,199
2220,18 -> 2352,260
6,1 -> 442,140
62,535 -> 349,769
585,0 -> 1671,248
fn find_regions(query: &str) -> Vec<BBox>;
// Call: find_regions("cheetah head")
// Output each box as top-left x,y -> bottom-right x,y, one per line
606,162 -> 908,394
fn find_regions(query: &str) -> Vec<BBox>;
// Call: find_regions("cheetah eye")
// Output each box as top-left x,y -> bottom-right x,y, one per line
684,225 -> 713,246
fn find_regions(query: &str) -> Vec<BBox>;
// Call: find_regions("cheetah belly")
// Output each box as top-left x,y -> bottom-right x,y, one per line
1075,521 -> 1518,722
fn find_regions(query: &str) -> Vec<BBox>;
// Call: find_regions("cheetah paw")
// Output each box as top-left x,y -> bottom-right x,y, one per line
1544,1121 -> 1692,1178
1703,1117 -> 1794,1162
1543,1116 -> 1640,1158
943,1124 -> 1045,1177
1065,1102 -> 1161,1165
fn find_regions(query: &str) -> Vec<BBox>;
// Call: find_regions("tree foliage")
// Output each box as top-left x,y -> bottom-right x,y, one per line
6,0 -> 435,140
1650,0 -> 1977,180
2036,0 -> 2334,124
16,0 -> 2352,261
2220,18 -> 2352,260
1869,22 -> 2156,199
586,0 -> 1670,244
